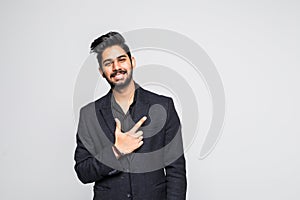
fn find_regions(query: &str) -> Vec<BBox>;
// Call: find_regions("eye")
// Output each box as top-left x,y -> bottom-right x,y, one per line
118,58 -> 126,62
104,61 -> 112,67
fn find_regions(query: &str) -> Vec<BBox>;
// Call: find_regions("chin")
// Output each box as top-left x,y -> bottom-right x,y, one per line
107,78 -> 126,88
114,81 -> 130,89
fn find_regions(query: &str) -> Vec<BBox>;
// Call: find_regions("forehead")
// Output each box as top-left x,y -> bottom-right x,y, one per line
102,45 -> 127,60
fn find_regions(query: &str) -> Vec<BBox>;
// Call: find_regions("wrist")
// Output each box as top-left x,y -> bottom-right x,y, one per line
112,145 -> 125,159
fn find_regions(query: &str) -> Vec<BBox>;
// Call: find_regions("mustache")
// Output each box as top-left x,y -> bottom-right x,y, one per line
110,69 -> 127,78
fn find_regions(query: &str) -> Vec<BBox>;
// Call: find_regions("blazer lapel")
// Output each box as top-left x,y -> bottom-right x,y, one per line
132,85 -> 150,125
129,86 -> 150,162
95,90 -> 116,143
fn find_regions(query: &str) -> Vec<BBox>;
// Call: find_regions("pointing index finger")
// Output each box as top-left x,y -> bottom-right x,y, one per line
131,116 -> 147,133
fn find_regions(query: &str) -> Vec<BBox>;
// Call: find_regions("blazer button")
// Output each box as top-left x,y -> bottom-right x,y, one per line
127,193 -> 132,198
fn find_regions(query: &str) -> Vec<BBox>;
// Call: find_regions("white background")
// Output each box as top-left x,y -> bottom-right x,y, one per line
1,0 -> 300,199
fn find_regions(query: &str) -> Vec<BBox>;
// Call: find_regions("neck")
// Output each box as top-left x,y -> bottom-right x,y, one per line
112,80 -> 135,105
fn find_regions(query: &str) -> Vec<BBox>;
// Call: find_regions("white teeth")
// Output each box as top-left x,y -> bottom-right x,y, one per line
114,73 -> 124,80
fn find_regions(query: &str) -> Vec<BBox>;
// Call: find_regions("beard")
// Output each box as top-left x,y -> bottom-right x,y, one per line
104,67 -> 133,90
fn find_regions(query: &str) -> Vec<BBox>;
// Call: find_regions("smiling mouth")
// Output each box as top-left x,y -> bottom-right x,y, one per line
111,70 -> 127,78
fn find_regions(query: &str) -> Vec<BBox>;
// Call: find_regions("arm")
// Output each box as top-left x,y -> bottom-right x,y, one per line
74,108 -> 120,184
164,98 -> 187,200
74,135 -> 120,184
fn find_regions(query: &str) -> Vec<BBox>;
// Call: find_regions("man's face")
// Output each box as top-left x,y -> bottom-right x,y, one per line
100,45 -> 135,89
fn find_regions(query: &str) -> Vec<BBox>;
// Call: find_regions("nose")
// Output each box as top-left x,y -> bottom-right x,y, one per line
112,59 -> 120,70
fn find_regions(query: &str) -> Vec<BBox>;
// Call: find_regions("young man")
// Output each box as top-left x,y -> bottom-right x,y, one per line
74,32 -> 187,200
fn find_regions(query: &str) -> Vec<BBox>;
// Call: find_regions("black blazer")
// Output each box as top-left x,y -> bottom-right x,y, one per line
74,85 -> 187,200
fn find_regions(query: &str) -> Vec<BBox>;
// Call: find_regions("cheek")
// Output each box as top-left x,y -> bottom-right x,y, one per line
105,71 -> 111,77
101,69 -> 111,77
122,62 -> 132,69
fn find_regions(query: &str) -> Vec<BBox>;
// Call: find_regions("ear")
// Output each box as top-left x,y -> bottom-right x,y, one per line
131,56 -> 136,69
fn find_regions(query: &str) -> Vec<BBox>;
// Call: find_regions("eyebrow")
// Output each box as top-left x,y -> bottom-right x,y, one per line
102,54 -> 127,64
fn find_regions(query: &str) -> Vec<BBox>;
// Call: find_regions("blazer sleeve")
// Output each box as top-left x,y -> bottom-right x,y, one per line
164,98 -> 187,200
74,108 -> 121,184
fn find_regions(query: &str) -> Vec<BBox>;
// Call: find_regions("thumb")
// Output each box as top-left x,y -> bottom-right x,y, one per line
115,118 -> 121,133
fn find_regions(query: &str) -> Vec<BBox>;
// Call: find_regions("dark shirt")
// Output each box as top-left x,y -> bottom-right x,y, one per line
111,93 -> 136,133
110,87 -> 141,165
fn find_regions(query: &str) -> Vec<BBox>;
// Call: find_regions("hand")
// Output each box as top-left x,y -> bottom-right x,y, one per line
114,116 -> 147,156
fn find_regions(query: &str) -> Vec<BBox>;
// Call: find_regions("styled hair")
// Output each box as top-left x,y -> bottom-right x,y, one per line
90,31 -> 132,69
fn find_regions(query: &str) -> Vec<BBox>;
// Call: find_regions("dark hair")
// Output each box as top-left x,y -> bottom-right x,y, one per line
90,31 -> 132,69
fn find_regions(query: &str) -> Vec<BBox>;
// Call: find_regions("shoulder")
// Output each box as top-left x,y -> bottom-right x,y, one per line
79,101 -> 95,116
139,86 -> 173,105
79,90 -> 112,116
